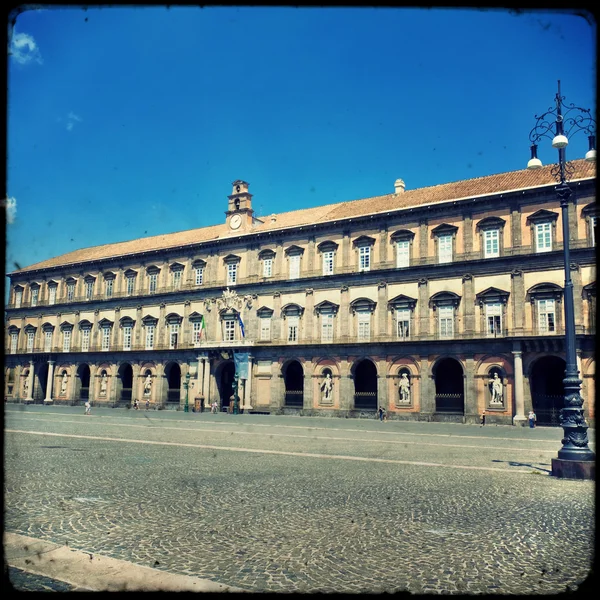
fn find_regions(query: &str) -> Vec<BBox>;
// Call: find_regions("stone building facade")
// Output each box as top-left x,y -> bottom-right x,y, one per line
4,162 -> 596,426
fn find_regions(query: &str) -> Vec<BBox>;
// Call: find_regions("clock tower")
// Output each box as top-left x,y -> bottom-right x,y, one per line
226,180 -> 254,232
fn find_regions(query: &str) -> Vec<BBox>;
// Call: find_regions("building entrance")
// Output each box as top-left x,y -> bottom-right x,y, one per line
284,360 -> 304,407
165,362 -> 181,405
354,359 -> 378,409
118,363 -> 133,404
36,363 -> 48,403
530,356 -> 566,426
434,358 -> 464,414
219,361 -> 235,411
77,364 -> 90,401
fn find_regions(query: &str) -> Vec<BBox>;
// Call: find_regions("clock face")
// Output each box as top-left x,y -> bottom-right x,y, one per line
230,214 -> 242,229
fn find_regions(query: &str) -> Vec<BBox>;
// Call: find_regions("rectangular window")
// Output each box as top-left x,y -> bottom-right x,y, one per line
31,288 -> 39,307
48,286 -> 57,305
195,266 -> 204,285
15,289 -> 22,308
105,279 -> 114,299
172,271 -> 182,289
321,313 -> 334,342
396,308 -> 410,339
123,325 -> 132,351
260,317 -> 271,341
263,258 -> 273,278
535,222 -> 552,252
538,299 -> 556,333
224,319 -> 236,342
67,283 -> 75,302
438,235 -> 453,263
486,302 -> 502,336
149,273 -> 158,293
62,329 -> 71,352
357,312 -> 371,341
396,241 -> 410,268
169,323 -> 179,349
287,315 -> 299,342
358,246 -> 371,272
227,263 -> 238,286
85,281 -> 94,300
101,327 -> 111,351
126,276 -> 135,295
483,229 -> 500,258
10,332 -> 18,354
81,328 -> 90,352
27,331 -> 34,352
193,321 -> 202,346
289,255 -> 300,279
439,305 -> 454,337
591,216 -> 597,246
44,330 -> 53,352
323,251 -> 334,276
145,325 -> 155,350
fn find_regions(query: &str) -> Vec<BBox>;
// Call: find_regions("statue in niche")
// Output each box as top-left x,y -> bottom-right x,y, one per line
320,372 -> 333,403
100,372 -> 108,396
60,372 -> 68,395
399,372 -> 411,403
23,377 -> 29,398
489,372 -> 503,405
144,374 -> 153,396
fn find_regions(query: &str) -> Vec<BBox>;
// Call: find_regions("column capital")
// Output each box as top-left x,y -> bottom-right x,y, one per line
511,350 -> 522,357
47,360 -> 55,365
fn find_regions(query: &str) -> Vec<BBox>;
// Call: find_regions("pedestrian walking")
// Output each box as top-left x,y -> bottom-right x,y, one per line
378,406 -> 385,421
528,410 -> 536,428
480,412 -> 486,427
133,399 -> 139,410
84,400 -> 91,415
145,399 -> 150,411
211,401 -> 218,414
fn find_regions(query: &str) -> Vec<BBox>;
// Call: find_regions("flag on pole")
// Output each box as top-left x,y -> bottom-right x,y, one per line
199,315 -> 206,340
237,312 -> 245,338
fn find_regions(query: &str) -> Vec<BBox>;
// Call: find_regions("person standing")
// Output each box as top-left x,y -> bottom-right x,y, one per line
480,412 -> 486,427
528,410 -> 536,428
145,398 -> 150,411
85,400 -> 91,415
378,406 -> 385,421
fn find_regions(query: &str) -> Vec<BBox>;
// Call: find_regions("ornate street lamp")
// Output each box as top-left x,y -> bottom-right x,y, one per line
184,372 -> 190,413
527,80 -> 596,480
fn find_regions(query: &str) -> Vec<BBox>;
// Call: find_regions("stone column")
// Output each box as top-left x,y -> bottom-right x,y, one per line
44,360 -> 55,404
512,350 -> 526,426
419,356 -> 434,416
26,360 -> 35,402
132,364 -> 141,404
377,358 -> 387,410
339,359 -> 352,411
303,360 -> 313,411
464,357 -> 477,422
203,357 -> 211,407
197,354 -> 205,406
245,356 -> 253,409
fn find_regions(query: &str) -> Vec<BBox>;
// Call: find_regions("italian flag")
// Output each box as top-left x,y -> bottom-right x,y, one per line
199,315 -> 206,339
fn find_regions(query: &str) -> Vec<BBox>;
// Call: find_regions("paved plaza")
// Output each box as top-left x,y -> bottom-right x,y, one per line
4,405 -> 595,594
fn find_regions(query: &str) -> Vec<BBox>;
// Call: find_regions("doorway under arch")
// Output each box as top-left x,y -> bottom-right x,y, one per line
77,364 -> 91,402
118,363 -> 133,404
530,355 -> 566,426
353,359 -> 378,409
218,361 -> 235,411
433,358 -> 464,414
165,362 -> 181,404
283,360 -> 304,407
36,362 -> 48,403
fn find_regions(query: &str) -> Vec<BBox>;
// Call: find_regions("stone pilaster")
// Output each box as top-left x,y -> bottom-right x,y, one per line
304,289 -> 314,343
342,230 -> 351,273
419,219 -> 428,261
570,263 -> 583,333
418,278 -> 429,338
512,348 -> 527,426
274,240 -> 284,278
379,225 -> 388,266
339,359 -> 352,411
510,205 -> 522,249
510,269 -> 524,334
183,300 -> 191,344
462,274 -> 475,336
272,292 -> 282,342
339,285 -> 350,342
26,360 -> 34,402
303,360 -> 314,410
44,360 -> 55,404
306,236 -> 316,274
464,356 -> 477,421
157,303 -> 167,347
419,356 -> 434,416
377,281 -> 388,339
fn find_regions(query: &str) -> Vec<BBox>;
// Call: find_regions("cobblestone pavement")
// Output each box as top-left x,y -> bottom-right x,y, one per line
4,405 -> 596,594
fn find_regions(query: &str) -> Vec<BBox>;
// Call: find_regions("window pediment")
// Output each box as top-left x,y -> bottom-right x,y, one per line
258,249 -> 276,260
581,203 -> 598,217
7,325 -> 20,333
284,245 -> 305,256
78,319 -> 92,330
526,282 -> 563,302
192,259 -> 207,268
47,280 -> 58,288
475,287 -> 509,307
281,303 -> 304,317
119,316 -> 135,327
29,282 -> 41,290
103,271 -> 116,280
350,297 -> 377,314
223,254 -> 241,264
388,294 -> 417,310
257,306 -> 274,317
24,324 -> 37,333
390,229 -> 415,242
169,262 -> 185,272
165,312 -> 183,324
429,291 -> 461,308
66,277 -> 77,284
98,318 -> 114,328
59,321 -> 73,331
84,275 -> 96,282
317,240 -> 339,252
476,216 -> 506,231
124,269 -> 138,278
583,282 -> 596,300
42,322 -> 55,331
189,311 -> 204,321
146,265 -> 160,274
219,307 -> 240,317
352,235 -> 375,247
314,300 -> 340,315
526,209 -> 559,225
431,223 -> 458,236
141,315 -> 158,326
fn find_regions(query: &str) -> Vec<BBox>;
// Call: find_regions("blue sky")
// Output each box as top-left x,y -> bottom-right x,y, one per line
6,6 -> 596,278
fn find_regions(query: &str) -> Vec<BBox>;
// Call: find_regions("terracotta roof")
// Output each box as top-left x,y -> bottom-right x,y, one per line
12,160 -> 596,274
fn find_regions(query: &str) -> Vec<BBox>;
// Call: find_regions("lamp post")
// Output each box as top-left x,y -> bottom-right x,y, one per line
184,372 -> 190,413
527,80 -> 596,480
